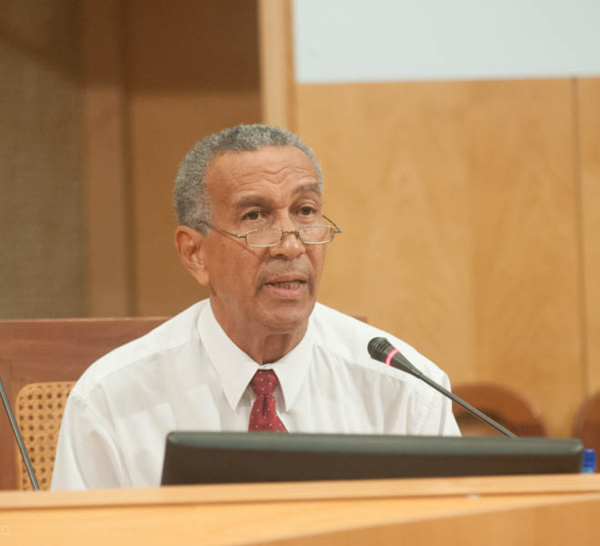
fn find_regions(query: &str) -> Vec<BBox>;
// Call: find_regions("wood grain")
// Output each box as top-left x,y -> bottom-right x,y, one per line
578,78 -> 600,397
4,496 -> 600,546
5,473 -> 600,509
126,0 -> 262,316
468,81 -> 583,437
81,0 -> 131,317
296,80 -> 583,436
1,476 -> 600,545
258,0 -> 295,129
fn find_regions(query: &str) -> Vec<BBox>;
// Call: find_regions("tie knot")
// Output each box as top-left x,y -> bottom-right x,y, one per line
250,369 -> 279,396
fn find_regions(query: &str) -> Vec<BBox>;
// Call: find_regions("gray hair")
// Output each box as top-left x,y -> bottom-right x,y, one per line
173,124 -> 323,232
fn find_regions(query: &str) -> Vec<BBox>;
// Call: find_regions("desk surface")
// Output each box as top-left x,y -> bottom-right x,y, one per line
2,472 -> 600,509
1,474 -> 600,545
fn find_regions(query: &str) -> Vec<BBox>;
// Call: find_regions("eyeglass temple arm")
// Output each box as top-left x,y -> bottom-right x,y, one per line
322,214 -> 342,233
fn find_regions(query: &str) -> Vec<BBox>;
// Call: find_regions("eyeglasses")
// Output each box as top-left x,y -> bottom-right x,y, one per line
198,214 -> 342,248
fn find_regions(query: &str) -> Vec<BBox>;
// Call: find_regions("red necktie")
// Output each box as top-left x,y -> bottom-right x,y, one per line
248,369 -> 287,432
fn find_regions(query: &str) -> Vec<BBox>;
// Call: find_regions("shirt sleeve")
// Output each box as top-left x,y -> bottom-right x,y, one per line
51,392 -> 131,490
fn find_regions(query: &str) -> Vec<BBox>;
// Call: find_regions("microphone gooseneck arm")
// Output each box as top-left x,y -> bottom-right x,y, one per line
368,337 -> 518,439
0,376 -> 40,490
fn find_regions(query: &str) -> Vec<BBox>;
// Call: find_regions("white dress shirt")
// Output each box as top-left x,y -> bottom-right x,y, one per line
51,300 -> 460,490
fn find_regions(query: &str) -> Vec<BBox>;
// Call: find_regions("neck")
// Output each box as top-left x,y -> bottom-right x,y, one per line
253,329 -> 307,364
230,327 -> 308,364
209,304 -> 309,364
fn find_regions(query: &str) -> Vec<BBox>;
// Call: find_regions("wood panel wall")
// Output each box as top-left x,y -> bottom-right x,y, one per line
77,2 -> 599,437
82,0 -> 262,318
258,0 -> 295,128
0,0 -> 85,319
82,0 -> 131,317
295,79 -> 596,437
579,79 -> 600,397
127,0 -> 262,316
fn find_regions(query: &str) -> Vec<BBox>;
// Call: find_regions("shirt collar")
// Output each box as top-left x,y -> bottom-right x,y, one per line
197,301 -> 314,413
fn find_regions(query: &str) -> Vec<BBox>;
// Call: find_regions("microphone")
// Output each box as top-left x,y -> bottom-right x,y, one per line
0,376 -> 40,490
368,337 -> 517,438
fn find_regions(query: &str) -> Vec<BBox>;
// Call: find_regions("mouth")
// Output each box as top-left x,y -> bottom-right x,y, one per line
263,276 -> 308,299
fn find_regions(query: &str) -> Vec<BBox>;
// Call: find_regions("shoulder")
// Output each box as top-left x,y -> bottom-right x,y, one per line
72,300 -> 208,399
310,302 -> 449,386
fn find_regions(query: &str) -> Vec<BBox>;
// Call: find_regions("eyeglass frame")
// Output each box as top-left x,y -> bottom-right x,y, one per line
196,214 -> 342,248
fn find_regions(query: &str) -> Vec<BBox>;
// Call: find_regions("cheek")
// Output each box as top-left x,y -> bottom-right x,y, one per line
310,246 -> 327,277
203,241 -> 232,286
206,243 -> 262,288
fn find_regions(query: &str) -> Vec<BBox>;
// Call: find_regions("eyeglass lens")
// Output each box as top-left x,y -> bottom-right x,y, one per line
246,226 -> 334,246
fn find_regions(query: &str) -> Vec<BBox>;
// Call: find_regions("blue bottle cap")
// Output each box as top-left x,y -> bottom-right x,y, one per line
582,449 -> 596,473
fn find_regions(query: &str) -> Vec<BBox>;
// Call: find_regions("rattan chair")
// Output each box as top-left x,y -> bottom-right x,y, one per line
15,381 -> 75,490
0,316 -> 168,490
452,382 -> 547,437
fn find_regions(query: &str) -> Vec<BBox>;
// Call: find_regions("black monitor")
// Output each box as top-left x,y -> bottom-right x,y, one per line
160,432 -> 584,486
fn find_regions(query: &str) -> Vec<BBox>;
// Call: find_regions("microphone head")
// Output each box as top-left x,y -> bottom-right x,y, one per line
367,337 -> 395,363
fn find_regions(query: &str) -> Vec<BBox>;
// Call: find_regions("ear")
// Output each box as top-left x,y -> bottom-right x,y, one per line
175,226 -> 210,286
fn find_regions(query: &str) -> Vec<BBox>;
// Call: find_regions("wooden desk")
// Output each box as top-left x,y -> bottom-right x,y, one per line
1,474 -> 600,544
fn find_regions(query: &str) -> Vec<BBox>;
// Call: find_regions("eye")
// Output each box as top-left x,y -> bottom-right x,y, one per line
243,210 -> 263,222
298,205 -> 317,217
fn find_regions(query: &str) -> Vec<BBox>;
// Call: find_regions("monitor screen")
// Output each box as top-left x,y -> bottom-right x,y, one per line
160,432 -> 584,486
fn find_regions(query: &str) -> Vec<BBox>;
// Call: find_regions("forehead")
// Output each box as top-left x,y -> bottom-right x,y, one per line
205,146 -> 318,194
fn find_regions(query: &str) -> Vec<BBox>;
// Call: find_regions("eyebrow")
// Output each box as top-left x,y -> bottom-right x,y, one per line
233,183 -> 322,210
233,195 -> 270,210
293,183 -> 321,196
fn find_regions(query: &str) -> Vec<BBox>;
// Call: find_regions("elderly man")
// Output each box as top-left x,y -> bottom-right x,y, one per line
51,124 -> 459,490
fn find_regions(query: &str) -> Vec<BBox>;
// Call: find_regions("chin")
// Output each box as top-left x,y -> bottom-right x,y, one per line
259,303 -> 314,333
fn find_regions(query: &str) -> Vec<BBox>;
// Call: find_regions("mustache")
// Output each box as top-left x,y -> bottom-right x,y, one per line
256,258 -> 313,286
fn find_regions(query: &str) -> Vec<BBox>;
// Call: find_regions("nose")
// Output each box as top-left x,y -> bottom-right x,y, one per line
268,229 -> 306,260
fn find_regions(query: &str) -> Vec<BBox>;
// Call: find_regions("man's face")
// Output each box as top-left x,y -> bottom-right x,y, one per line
197,146 -> 327,343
